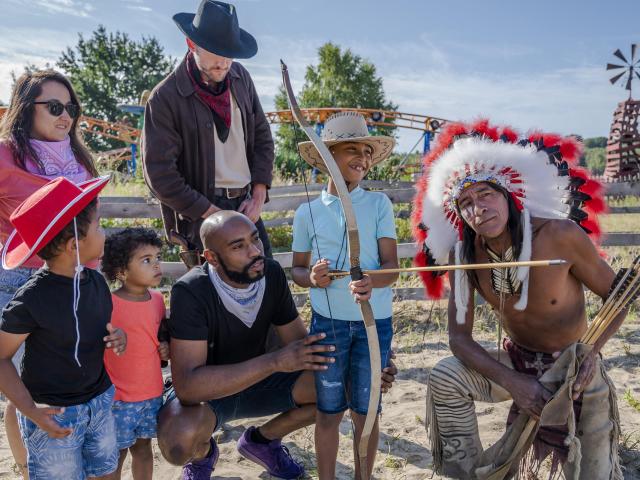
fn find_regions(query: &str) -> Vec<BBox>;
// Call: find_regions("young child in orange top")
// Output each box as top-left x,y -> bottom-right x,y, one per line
102,228 -> 169,480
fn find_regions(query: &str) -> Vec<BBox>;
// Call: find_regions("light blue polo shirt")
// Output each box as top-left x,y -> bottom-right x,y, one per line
292,187 -> 396,321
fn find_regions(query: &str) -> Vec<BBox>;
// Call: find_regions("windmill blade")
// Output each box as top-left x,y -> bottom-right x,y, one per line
632,44 -> 637,63
613,48 -> 629,64
610,71 -> 627,85
636,70 -> 640,82
625,73 -> 633,91
607,63 -> 625,70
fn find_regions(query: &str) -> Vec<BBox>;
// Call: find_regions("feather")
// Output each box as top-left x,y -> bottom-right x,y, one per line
542,134 -> 562,148
584,196 -> 607,214
414,250 -> 446,299
454,241 -> 468,324
500,127 -> 519,143
559,138 -> 581,164
514,209 -> 532,311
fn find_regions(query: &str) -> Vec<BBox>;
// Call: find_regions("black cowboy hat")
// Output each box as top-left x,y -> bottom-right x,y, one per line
173,0 -> 257,59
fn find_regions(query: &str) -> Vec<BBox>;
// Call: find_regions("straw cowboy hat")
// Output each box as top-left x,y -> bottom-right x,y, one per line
2,176 -> 110,270
173,0 -> 257,59
298,111 -> 395,174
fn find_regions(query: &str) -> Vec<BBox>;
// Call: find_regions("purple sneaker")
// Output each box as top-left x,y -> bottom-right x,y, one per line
182,438 -> 219,480
237,427 -> 304,479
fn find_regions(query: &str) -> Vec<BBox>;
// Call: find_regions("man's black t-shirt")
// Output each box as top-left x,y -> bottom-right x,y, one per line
0,268 -> 113,406
169,260 -> 298,365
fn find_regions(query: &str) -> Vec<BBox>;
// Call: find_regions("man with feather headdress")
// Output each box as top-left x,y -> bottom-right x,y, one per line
412,120 -> 624,479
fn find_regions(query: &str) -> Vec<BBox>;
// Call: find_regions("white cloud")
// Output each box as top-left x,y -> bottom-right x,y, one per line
0,27 -> 79,103
7,0 -> 95,18
0,27 -> 623,151
247,63 -> 623,152
240,35 -> 620,151
126,5 -> 152,12
382,65 -> 622,141
243,35 -> 625,151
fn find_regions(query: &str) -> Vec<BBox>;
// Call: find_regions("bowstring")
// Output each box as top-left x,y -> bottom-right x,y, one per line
290,119 -> 359,461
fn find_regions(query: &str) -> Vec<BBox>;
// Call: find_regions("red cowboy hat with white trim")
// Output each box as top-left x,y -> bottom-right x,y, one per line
2,175 -> 110,270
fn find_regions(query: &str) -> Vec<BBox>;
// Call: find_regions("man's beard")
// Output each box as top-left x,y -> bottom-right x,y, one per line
200,67 -> 228,85
217,255 -> 265,285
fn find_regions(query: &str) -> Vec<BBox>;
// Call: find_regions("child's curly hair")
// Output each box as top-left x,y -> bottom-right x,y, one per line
102,227 -> 163,282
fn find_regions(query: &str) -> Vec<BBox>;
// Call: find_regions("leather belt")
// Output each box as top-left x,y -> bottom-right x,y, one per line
212,185 -> 250,199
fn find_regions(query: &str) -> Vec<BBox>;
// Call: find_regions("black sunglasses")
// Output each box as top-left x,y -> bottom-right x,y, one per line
33,100 -> 80,119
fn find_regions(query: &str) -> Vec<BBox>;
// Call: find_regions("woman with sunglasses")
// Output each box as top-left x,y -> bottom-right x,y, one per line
0,69 -> 98,479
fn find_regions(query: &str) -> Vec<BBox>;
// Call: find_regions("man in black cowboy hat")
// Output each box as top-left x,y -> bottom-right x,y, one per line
142,0 -> 274,262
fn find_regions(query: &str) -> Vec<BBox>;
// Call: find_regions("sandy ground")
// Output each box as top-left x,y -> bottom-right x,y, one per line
1,302 -> 640,479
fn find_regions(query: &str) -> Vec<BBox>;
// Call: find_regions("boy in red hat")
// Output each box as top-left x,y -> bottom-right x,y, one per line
0,176 -> 127,480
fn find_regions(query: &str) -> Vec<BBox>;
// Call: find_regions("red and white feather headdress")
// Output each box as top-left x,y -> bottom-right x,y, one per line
411,119 -> 605,319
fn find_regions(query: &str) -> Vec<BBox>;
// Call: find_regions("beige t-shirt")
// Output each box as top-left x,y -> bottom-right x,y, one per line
214,95 -> 251,189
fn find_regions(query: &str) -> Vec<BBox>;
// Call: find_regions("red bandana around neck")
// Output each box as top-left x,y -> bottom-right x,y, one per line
186,52 -> 232,130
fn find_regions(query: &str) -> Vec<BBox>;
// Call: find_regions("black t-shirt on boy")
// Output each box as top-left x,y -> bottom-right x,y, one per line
0,268 -> 113,406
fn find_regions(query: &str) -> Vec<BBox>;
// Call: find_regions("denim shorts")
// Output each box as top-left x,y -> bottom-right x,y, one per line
112,395 -> 163,450
17,385 -> 118,479
164,371 -> 301,431
0,266 -> 36,371
309,310 -> 393,415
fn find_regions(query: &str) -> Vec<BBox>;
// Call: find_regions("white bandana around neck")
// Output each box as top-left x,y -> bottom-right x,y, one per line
208,264 -> 265,328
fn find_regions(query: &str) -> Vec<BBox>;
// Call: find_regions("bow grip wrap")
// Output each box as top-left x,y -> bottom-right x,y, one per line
350,265 -> 364,281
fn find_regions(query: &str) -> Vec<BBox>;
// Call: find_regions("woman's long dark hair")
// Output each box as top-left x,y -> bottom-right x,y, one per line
461,182 -> 523,290
0,70 -> 97,176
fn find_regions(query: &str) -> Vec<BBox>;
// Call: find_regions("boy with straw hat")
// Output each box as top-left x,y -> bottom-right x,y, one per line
291,111 -> 398,479
0,176 -> 127,479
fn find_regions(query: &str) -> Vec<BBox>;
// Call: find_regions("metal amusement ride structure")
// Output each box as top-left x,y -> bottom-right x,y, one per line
0,103 -> 447,176
265,106 -> 447,158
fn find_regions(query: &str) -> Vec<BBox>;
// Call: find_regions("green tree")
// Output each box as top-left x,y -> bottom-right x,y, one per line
584,147 -> 606,175
57,25 -> 175,151
584,137 -> 608,149
274,42 -> 397,180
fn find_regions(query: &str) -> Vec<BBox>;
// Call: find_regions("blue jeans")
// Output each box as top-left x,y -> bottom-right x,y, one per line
309,310 -> 393,415
112,395 -> 163,450
17,385 -> 118,479
0,266 -> 36,371
163,371 -> 301,431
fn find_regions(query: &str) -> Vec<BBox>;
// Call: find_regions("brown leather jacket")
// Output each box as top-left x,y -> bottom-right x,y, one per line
142,55 -> 274,246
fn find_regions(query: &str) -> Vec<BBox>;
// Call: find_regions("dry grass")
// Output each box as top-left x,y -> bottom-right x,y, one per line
601,214 -> 640,232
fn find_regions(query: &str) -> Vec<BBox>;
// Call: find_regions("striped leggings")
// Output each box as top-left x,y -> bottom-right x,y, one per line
425,352 -> 621,479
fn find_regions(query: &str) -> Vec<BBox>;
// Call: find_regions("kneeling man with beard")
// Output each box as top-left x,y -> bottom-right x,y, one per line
158,211 -> 396,479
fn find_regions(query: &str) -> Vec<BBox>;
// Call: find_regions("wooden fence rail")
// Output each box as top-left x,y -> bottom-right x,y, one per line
98,188 -> 417,219
98,186 -> 640,220
158,234 -> 640,281
97,180 -> 640,302
160,233 -> 640,305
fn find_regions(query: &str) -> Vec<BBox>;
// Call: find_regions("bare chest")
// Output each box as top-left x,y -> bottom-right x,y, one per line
473,238 -> 586,351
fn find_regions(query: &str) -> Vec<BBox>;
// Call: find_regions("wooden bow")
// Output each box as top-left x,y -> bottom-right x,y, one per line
281,60 -> 381,479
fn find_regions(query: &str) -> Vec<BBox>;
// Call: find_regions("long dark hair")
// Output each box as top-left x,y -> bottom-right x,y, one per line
460,182 -> 523,290
0,70 -> 97,176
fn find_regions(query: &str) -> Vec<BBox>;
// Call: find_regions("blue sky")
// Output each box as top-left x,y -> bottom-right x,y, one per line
1,0 -> 639,151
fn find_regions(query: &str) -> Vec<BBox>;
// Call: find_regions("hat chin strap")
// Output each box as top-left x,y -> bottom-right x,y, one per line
72,218 -> 84,367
